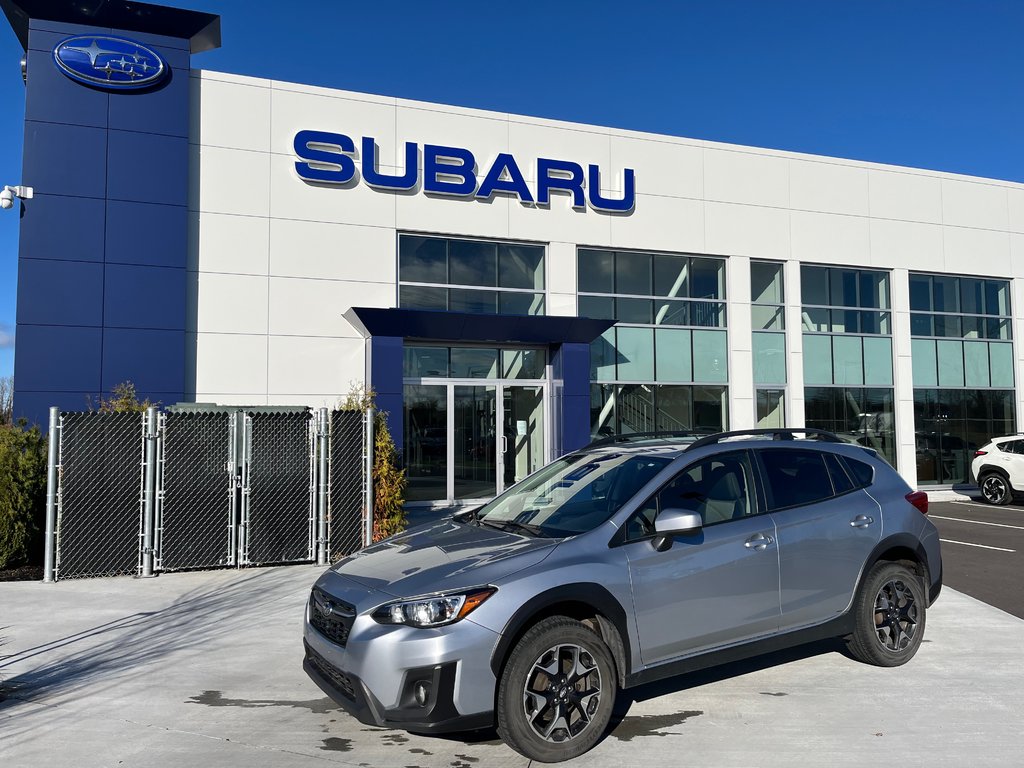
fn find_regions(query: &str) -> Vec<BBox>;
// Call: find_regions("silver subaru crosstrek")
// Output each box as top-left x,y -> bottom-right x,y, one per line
303,428 -> 942,762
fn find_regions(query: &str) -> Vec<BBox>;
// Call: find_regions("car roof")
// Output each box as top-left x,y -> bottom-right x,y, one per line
579,429 -> 870,461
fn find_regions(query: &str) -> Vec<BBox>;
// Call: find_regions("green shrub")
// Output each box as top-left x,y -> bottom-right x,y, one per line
0,421 -> 48,570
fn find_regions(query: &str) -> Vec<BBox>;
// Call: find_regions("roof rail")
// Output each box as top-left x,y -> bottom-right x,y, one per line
686,428 -> 844,450
584,430 -> 714,449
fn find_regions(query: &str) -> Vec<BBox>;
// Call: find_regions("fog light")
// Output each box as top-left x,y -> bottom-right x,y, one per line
413,680 -> 431,707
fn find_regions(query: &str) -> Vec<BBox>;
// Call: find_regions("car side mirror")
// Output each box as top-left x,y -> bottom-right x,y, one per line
651,509 -> 703,552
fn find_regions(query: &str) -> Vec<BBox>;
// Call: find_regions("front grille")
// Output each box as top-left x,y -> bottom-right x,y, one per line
309,587 -> 355,647
306,644 -> 357,701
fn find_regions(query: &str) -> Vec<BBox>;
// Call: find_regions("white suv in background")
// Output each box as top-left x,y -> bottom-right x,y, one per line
972,436 -> 1024,505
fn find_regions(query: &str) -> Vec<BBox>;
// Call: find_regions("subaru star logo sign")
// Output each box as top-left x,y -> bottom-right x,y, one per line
53,35 -> 167,90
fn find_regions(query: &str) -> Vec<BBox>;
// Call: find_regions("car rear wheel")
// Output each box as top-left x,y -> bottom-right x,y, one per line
848,562 -> 926,667
980,472 -> 1012,505
497,616 -> 617,762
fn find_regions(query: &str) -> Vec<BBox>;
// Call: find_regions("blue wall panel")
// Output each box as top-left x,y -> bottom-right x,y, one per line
22,121 -> 107,199
24,47 -> 109,128
102,328 -> 185,393
16,259 -> 104,327
13,325 -> 102,392
13,392 -> 91,427
105,201 -> 187,267
104,264 -> 186,330
18,194 -> 106,262
107,130 -> 189,205
107,68 -> 190,137
29,20 -> 112,38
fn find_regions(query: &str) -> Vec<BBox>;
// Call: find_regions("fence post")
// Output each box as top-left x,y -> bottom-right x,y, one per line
364,407 -> 374,547
43,406 -> 60,583
317,407 -> 329,565
140,406 -> 159,578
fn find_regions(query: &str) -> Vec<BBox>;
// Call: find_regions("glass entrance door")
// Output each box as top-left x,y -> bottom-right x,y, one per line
404,380 -> 547,505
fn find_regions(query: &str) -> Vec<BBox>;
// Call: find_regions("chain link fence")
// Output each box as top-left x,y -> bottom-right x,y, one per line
44,406 -> 371,581
55,412 -> 144,579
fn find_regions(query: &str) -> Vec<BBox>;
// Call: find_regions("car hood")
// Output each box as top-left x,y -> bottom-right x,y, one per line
331,517 -> 558,597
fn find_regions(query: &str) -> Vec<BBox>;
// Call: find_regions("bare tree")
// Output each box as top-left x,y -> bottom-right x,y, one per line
0,375 -> 11,426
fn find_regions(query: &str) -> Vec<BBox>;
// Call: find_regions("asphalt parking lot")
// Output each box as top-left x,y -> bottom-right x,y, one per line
2,558 -> 1024,767
929,500 -> 1024,619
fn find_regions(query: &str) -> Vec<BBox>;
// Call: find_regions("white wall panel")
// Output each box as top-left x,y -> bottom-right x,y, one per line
269,88 -> 396,159
267,336 -> 365,395
704,149 -> 789,208
942,180 -> 1009,231
789,160 -> 868,216
508,195 -> 609,246
868,170 -> 942,224
189,212 -> 269,275
547,242 -> 577,295
868,218 -> 943,271
609,195 -> 703,253
269,219 -> 395,282
790,211 -> 869,265
396,188 -> 510,239
192,76 -> 271,152
1010,234 -> 1024,278
508,121 -> 610,183
1007,188 -> 1024,234
194,273 -> 269,335
609,136 -> 702,199
547,293 -> 576,317
268,277 -> 392,337
190,145 -> 270,217
269,154 -> 396,228
194,333 -> 268,396
395,104 -> 508,171
943,227 -> 1011,277
705,202 -> 790,259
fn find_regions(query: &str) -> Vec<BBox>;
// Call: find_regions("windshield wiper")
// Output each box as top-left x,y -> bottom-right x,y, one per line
478,518 -> 546,538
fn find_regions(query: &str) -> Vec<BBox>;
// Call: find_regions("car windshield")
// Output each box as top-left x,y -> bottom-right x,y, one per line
470,452 -> 672,537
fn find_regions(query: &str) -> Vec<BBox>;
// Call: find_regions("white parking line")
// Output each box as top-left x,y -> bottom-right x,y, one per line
940,538 -> 1016,553
931,515 -> 1024,531
950,501 -> 1024,512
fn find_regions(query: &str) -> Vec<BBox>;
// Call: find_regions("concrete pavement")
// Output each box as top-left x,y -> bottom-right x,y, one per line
1,564 -> 1022,767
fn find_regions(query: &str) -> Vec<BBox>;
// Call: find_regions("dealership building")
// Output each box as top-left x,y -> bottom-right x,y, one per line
6,0 -> 1024,505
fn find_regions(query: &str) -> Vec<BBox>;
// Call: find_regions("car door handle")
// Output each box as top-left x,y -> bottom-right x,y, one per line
744,533 -> 774,550
850,514 -> 875,528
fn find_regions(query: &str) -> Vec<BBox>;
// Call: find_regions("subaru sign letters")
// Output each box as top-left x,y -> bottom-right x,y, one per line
293,130 -> 636,213
53,36 -> 167,90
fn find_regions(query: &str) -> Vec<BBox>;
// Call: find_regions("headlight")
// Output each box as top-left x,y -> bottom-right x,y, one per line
372,587 -> 496,628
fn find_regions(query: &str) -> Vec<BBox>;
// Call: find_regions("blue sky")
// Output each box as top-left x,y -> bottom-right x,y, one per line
1,0 -> 1023,379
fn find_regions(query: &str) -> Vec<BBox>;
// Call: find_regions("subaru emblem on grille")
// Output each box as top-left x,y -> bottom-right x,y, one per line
320,599 -> 335,617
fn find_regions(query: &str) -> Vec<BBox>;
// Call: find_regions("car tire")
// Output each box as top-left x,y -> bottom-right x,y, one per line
848,561 -> 926,667
979,472 -> 1013,505
497,616 -> 617,762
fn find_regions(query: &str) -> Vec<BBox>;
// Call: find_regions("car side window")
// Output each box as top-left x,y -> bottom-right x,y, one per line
842,456 -> 875,489
998,440 -> 1022,454
759,449 -> 835,510
823,453 -> 855,495
625,451 -> 756,540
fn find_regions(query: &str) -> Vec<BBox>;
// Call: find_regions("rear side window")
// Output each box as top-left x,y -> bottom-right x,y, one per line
759,449 -> 834,510
998,440 -> 1023,454
823,453 -> 855,495
843,457 -> 875,489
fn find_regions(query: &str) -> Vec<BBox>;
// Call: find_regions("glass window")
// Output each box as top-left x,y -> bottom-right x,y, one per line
651,451 -> 756,527
692,330 -> 728,383
936,340 -> 965,387
756,389 -> 785,428
831,336 -> 864,386
590,384 -> 616,439
690,258 -> 725,299
911,339 -> 937,387
579,295 -> 615,320
751,261 -> 784,304
400,284 -> 447,311
450,348 -> 499,378
577,249 -> 614,293
655,386 -> 693,431
399,236 -> 447,283
863,336 -> 893,386
655,328 -> 692,382
498,244 -> 544,289
692,386 -> 727,431
964,341 -> 990,388
752,305 -> 784,331
450,288 -> 497,314
760,449 -> 835,509
616,384 -> 654,433
654,255 -> 688,297
654,300 -> 689,326
985,280 -> 1010,316
990,342 -> 1014,388
616,250 -> 652,295
403,384 -> 448,502
801,266 -> 829,305
502,348 -> 545,379
933,276 -> 959,313
616,298 -> 653,324
404,346 -> 449,377
910,313 -> 932,336
591,329 -> 617,382
961,278 -> 984,315
616,327 -> 655,381
690,301 -> 726,327
448,239 -> 496,286
843,457 -> 874,489
803,335 -> 833,386
909,274 -> 931,311
823,453 -> 855,495
753,332 -> 786,385
498,292 -> 544,316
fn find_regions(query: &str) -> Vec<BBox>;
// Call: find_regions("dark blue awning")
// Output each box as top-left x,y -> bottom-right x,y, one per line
343,307 -> 613,345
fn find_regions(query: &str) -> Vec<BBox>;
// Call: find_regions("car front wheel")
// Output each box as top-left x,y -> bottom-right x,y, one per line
980,472 -> 1012,505
496,616 -> 617,762
848,561 -> 926,667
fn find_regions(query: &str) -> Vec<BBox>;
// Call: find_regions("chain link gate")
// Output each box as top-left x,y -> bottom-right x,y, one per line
239,410 -> 317,565
54,412 -> 145,579
328,409 -> 368,561
156,411 -> 235,570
